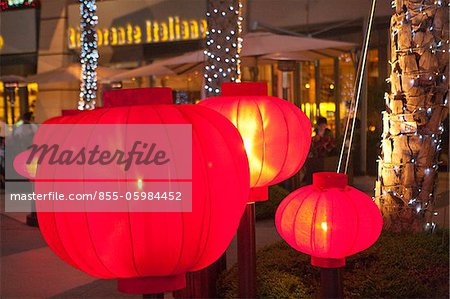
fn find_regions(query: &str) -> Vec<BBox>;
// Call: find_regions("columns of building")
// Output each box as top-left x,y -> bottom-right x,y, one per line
35,0 -> 78,123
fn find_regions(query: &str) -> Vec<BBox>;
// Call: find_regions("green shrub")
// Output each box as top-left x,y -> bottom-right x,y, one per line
255,185 -> 289,221
218,230 -> 449,298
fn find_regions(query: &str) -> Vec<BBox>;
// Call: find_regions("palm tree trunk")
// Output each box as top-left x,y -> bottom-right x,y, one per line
204,0 -> 242,97
376,0 -> 449,232
79,0 -> 98,110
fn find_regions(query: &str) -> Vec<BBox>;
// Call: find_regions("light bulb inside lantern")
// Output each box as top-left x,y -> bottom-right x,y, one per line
321,221 -> 328,232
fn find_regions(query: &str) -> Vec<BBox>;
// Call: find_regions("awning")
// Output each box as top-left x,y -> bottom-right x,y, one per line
104,32 -> 355,81
27,64 -> 124,84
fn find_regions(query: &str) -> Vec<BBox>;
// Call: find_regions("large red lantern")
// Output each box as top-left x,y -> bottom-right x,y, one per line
28,105 -> 250,294
275,172 -> 382,268
199,83 -> 311,201
199,82 -> 311,298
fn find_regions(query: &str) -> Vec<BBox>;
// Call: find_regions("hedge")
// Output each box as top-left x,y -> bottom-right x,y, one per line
255,185 -> 289,221
218,230 -> 449,298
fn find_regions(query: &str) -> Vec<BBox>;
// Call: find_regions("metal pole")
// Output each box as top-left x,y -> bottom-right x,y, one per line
237,202 -> 256,298
315,60 -> 321,120
298,62 -> 303,109
343,0 -> 377,174
9,88 -> 16,124
3,84 -> 9,124
282,72 -> 289,100
333,58 -> 341,140
319,268 -> 343,299
294,62 -> 301,108
18,85 -> 29,118
360,66 -> 368,175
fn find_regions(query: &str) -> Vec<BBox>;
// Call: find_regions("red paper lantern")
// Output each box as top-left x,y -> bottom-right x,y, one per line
32,105 -> 250,294
199,85 -> 311,201
275,172 -> 382,268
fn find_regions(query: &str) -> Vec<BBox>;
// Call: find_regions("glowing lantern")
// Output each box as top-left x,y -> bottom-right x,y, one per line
275,172 -> 383,268
199,82 -> 311,298
199,83 -> 311,201
29,105 -> 250,294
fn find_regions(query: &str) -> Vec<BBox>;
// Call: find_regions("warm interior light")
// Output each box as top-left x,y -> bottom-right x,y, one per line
137,178 -> 143,190
329,83 -> 335,90
321,221 -> 328,232
305,83 -> 311,89
237,106 -> 266,185
319,102 -> 336,118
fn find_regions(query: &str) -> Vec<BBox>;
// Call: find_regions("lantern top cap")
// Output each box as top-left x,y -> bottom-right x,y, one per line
221,82 -> 268,96
313,172 -> 348,189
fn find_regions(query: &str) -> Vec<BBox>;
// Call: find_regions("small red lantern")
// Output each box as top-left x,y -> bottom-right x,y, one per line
199,83 -> 311,201
31,105 -> 250,294
276,172 -> 382,268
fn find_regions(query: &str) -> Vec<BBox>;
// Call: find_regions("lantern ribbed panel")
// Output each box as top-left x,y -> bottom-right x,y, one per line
199,96 -> 311,189
275,173 -> 382,261
35,105 -> 250,289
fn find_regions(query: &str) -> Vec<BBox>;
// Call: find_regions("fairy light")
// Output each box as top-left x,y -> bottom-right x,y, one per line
376,0 -> 449,224
204,0 -> 243,97
78,0 -> 98,110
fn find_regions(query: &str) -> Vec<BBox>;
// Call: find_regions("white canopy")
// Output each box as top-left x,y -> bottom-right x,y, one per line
240,32 -> 354,57
0,75 -> 27,83
105,32 -> 354,81
27,63 -> 124,84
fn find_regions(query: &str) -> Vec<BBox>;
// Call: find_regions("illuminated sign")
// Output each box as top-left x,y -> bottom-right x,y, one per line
0,0 -> 39,11
67,0 -> 207,51
68,16 -> 207,49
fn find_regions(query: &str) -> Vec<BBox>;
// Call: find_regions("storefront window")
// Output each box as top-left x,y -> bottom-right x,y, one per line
367,49 -> 380,130
0,82 -> 36,124
121,71 -> 203,103
366,48 -> 382,175
240,66 -> 253,82
298,57 -> 354,138
317,58 -> 336,133
160,71 -> 203,103
256,64 -> 273,96
299,62 -> 316,122
339,52 -> 356,135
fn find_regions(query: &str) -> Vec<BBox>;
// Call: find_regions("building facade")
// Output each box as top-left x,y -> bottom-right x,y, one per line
1,0 -> 396,174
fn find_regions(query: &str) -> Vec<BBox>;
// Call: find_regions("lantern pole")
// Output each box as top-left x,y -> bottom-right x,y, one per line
319,268 -> 343,299
237,202 -> 257,298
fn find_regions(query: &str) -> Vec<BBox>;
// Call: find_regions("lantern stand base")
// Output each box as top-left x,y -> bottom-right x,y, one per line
311,257 -> 344,298
26,212 -> 39,227
143,293 -> 164,299
237,202 -> 256,298
172,254 -> 226,298
118,274 -> 186,295
311,256 -> 345,268
318,268 -> 343,299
